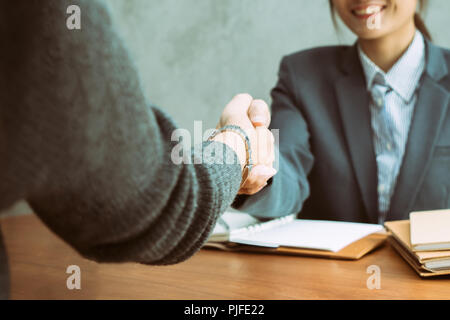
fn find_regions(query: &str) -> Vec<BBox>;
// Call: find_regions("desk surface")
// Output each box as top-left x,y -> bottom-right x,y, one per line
1,214 -> 450,300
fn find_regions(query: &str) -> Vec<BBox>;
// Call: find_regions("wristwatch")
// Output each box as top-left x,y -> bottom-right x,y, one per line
208,125 -> 253,186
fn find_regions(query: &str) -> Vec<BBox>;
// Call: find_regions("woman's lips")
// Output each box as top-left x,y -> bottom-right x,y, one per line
351,5 -> 386,19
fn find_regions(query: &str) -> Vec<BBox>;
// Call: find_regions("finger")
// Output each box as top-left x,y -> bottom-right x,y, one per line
239,176 -> 268,194
239,166 -> 275,194
241,175 -> 267,190
226,93 -> 253,113
238,183 -> 267,195
251,164 -> 277,180
266,131 -> 275,165
241,165 -> 276,189
254,128 -> 275,165
248,99 -> 271,128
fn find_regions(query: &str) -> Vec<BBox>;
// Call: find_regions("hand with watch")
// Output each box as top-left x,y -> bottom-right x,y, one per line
210,94 -> 277,195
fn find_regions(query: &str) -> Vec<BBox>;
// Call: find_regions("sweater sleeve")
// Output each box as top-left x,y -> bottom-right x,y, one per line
0,0 -> 242,265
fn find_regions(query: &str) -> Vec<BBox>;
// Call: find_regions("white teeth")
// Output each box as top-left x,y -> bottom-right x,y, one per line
354,5 -> 382,15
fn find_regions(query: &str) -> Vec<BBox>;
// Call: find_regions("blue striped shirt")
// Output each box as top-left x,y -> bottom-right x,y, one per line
358,30 -> 426,223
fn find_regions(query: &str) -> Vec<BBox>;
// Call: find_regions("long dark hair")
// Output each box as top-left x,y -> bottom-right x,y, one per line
329,0 -> 432,41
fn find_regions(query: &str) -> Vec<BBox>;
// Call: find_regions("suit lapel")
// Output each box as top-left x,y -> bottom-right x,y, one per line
335,46 -> 379,223
388,42 -> 450,220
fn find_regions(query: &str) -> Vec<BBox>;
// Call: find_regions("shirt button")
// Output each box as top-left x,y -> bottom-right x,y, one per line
386,143 -> 392,151
378,185 -> 386,193
377,98 -> 383,107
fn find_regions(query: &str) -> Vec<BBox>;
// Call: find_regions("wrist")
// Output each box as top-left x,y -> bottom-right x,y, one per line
211,131 -> 246,171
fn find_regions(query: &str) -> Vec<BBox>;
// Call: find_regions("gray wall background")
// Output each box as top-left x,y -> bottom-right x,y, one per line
2,0 -> 450,216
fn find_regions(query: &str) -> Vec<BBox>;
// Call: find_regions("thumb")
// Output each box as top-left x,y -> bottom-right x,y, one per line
248,99 -> 271,128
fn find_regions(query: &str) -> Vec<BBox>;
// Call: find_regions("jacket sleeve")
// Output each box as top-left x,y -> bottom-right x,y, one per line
233,56 -> 314,218
0,0 -> 241,265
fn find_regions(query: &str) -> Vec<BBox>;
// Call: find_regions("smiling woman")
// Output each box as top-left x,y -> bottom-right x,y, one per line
329,0 -> 432,41
234,0 -> 450,224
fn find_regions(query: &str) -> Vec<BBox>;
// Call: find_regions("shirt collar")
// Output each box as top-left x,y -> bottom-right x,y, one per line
358,30 -> 426,103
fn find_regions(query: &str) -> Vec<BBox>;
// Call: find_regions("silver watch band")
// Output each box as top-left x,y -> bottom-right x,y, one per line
208,125 -> 253,172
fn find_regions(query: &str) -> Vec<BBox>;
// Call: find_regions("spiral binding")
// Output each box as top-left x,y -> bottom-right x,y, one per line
230,214 -> 296,237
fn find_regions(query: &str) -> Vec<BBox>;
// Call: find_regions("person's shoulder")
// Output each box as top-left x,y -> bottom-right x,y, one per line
426,40 -> 450,64
284,45 -> 351,63
435,43 -> 450,54
280,45 -> 353,77
438,45 -> 450,64
428,43 -> 450,89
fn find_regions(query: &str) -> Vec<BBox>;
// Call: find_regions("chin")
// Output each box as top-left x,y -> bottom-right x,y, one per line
353,28 -> 390,40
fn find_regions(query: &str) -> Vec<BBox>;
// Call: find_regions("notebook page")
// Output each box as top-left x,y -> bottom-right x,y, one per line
211,211 -> 260,235
230,219 -> 384,252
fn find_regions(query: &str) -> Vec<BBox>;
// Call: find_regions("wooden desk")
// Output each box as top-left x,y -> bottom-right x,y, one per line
1,214 -> 449,300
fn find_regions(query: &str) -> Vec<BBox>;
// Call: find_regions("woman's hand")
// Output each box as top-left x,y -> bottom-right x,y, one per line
213,94 -> 277,195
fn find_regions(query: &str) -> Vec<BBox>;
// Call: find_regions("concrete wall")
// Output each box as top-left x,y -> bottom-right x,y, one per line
106,0 -> 449,133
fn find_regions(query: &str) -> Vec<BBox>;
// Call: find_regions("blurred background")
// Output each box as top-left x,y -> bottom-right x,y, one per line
2,0 -> 450,216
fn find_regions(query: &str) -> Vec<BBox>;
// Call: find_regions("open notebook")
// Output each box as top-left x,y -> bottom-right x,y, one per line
206,211 -> 387,260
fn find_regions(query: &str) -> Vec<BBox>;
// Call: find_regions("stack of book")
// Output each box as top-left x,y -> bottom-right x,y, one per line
385,209 -> 450,277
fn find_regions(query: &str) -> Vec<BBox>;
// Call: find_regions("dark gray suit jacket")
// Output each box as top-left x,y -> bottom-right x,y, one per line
236,40 -> 450,223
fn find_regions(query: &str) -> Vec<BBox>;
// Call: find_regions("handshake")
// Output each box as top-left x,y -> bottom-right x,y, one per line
213,94 -> 277,195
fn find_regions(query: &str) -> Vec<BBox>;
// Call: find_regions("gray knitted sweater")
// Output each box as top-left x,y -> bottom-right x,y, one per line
0,0 -> 242,265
